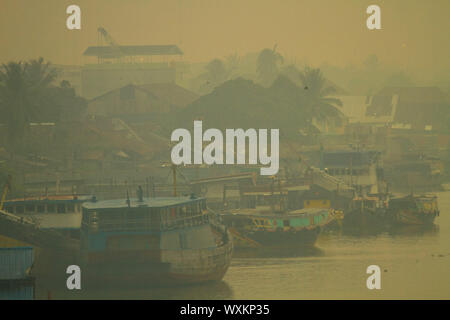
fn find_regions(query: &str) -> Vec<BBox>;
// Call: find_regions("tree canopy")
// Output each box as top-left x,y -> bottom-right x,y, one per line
0,57 -> 86,153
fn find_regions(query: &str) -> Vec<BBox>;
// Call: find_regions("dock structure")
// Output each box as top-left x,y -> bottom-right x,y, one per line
308,167 -> 354,199
0,209 -> 79,254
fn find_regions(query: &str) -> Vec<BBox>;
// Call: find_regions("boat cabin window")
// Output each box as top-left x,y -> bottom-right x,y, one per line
57,204 -> 66,213
67,204 -> 75,213
83,199 -> 206,232
283,220 -> 290,227
47,204 -> 56,213
5,206 -> 13,213
25,205 -> 35,213
127,209 -> 147,220
16,206 -> 24,214
37,204 -> 45,213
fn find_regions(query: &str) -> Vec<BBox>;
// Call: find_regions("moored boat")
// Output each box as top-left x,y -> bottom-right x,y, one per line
221,207 -> 335,248
388,194 -> 439,226
1,194 -> 92,241
80,193 -> 233,286
343,195 -> 390,230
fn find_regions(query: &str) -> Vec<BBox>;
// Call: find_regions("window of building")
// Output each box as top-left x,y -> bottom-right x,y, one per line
179,233 -> 188,249
16,206 -> 24,214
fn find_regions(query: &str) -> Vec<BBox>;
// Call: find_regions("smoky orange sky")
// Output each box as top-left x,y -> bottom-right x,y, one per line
0,0 -> 449,73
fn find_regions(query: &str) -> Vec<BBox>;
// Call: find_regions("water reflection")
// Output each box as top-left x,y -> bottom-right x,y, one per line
4,191 -> 448,300
232,246 -> 325,259
387,224 -> 439,236
33,278 -> 233,300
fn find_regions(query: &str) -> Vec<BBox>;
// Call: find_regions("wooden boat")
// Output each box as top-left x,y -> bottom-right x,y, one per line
221,207 -> 335,248
388,194 -> 439,226
343,195 -> 390,230
220,181 -> 337,248
80,194 -> 233,286
1,194 -> 92,241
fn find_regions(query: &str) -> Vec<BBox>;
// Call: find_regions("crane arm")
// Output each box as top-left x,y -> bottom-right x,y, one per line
98,27 -> 124,58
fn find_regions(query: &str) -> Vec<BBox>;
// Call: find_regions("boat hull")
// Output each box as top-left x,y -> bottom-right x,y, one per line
343,207 -> 391,230
81,225 -> 233,287
393,209 -> 437,226
222,208 -> 334,248
83,241 -> 233,287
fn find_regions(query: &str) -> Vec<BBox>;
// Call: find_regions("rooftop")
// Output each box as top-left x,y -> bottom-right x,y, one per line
82,196 -> 205,210
5,195 -> 93,205
83,45 -> 183,58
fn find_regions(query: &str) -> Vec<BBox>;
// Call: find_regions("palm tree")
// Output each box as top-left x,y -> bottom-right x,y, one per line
257,46 -> 283,87
205,58 -> 228,87
0,58 -> 57,152
298,66 -> 344,130
0,61 -> 32,150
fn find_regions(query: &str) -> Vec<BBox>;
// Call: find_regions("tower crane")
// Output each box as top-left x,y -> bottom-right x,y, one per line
97,27 -> 125,62
97,26 -> 138,85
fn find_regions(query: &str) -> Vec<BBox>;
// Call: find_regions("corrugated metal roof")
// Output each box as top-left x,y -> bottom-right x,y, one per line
83,45 -> 183,57
83,196 -> 205,210
4,195 -> 92,206
0,247 -> 34,280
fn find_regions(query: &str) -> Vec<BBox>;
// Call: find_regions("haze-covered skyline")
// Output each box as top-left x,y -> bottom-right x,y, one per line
0,0 -> 449,82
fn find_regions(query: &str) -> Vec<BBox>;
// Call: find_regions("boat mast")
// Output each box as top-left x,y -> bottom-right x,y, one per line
172,164 -> 177,197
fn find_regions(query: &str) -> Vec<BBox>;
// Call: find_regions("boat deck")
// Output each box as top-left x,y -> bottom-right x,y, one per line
226,207 -> 329,219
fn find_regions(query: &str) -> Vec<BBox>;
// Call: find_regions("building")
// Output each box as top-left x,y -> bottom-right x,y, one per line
81,45 -> 184,99
365,87 -> 449,131
87,83 -> 198,117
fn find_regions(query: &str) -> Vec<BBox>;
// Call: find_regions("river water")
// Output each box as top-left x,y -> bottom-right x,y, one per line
32,191 -> 450,300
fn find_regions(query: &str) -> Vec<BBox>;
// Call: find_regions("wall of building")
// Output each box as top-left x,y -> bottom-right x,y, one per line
81,65 -> 176,99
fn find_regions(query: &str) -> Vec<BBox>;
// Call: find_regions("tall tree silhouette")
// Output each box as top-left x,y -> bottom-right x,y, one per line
299,66 -> 344,127
205,59 -> 228,88
257,46 -> 283,87
0,58 -> 57,152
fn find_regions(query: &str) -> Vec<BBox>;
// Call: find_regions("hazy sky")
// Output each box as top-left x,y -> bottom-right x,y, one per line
0,0 -> 449,73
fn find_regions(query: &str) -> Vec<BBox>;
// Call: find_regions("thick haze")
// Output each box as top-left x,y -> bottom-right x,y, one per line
0,0 -> 449,75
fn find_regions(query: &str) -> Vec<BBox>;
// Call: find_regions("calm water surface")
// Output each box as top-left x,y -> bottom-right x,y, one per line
34,192 -> 450,300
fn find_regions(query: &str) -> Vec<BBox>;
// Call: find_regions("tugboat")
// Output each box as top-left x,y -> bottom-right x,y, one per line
388,194 -> 439,226
322,149 -> 390,230
343,195 -> 390,230
80,190 -> 233,286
